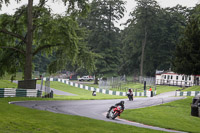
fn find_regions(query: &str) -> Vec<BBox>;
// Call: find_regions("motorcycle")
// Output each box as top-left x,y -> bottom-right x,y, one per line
127,94 -> 133,101
127,91 -> 133,101
106,105 -> 123,120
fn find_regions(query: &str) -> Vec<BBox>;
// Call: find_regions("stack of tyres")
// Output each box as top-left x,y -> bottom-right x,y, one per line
191,94 -> 200,117
0,88 -> 4,98
199,107 -> 200,117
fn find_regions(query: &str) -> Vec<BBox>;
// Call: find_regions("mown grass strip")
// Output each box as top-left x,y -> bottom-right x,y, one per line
0,97 -> 162,133
85,82 -> 181,95
182,86 -> 200,91
0,80 -> 127,100
121,97 -> 200,133
155,85 -> 180,94
0,80 -> 17,88
0,72 -> 23,80
38,81 -> 127,100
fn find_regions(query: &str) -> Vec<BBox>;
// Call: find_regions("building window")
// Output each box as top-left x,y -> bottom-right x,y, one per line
176,76 -> 178,80
168,75 -> 170,79
171,75 -> 173,79
182,76 -> 184,80
189,76 -> 191,81
164,75 -> 166,79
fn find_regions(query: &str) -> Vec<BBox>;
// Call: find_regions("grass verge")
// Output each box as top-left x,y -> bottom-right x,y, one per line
85,82 -> 181,95
0,97 -> 162,133
182,86 -> 200,91
0,79 -> 127,100
121,97 -> 200,133
38,81 -> 127,100
155,85 -> 180,94
0,80 -> 17,88
0,72 -> 23,80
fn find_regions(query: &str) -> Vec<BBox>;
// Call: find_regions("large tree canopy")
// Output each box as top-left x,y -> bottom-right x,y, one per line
120,0 -> 189,77
173,4 -> 200,75
0,0 -> 198,80
79,0 -> 126,79
0,0 -> 95,79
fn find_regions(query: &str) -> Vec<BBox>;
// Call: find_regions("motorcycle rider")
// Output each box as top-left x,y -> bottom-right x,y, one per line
127,88 -> 133,101
106,101 -> 125,118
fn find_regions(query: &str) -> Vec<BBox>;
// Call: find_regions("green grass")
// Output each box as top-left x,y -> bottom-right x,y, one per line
155,85 -> 181,94
85,83 -> 99,88
0,80 -> 17,88
0,97 -> 162,133
1,79 -> 197,132
182,86 -> 200,91
85,82 -> 145,93
0,72 -> 23,80
121,97 -> 200,133
85,82 -> 181,95
37,81 -> 127,100
0,72 -> 50,80
0,79 -> 126,100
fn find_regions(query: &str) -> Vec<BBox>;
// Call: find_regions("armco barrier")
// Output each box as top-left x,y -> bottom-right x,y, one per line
0,88 -> 42,98
43,77 -> 151,97
175,91 -> 200,96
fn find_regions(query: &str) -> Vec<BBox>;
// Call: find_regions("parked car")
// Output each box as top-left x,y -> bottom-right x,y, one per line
78,76 -> 93,81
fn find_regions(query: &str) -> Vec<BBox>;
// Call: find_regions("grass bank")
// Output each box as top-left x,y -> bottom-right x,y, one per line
155,85 -> 180,94
0,97 -> 162,133
0,80 -> 126,100
121,97 -> 200,133
182,86 -> 200,91
85,82 -> 180,95
38,81 -> 127,100
0,80 -> 17,88
0,72 -> 23,80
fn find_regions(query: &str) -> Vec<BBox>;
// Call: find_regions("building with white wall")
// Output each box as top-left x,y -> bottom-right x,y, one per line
156,70 -> 200,87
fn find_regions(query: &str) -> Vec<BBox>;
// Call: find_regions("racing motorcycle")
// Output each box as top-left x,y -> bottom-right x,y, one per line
106,105 -> 123,120
127,93 -> 133,101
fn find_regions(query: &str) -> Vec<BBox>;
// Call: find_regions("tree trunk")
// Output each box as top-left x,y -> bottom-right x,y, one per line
140,25 -> 147,77
94,75 -> 98,84
24,0 -> 33,80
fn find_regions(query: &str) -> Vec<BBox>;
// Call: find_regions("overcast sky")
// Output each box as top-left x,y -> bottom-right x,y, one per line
120,0 -> 199,28
0,0 -> 199,29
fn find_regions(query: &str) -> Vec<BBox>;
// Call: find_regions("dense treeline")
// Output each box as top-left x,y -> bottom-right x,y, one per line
120,1 -> 191,76
0,0 -> 200,79
79,0 -> 199,77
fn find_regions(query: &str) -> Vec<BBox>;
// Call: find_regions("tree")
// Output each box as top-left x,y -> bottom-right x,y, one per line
79,0 -> 126,83
0,0 -> 94,80
120,0 -> 161,77
173,4 -> 200,75
120,2 -> 189,77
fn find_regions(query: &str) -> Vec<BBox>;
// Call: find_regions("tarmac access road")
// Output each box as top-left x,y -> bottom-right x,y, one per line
11,92 -> 186,133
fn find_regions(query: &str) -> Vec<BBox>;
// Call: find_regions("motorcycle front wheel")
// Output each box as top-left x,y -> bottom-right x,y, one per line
106,112 -> 110,118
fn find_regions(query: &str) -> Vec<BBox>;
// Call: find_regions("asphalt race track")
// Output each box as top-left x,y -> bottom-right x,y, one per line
11,92 -> 186,133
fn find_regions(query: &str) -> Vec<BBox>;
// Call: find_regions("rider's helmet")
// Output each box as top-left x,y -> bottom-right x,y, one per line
120,101 -> 124,105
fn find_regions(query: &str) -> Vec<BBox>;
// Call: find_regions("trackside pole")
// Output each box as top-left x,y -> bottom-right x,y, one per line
144,81 -> 146,91
40,77 -> 43,91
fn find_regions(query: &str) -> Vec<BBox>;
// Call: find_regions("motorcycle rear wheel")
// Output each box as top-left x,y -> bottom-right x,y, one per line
106,112 -> 110,118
